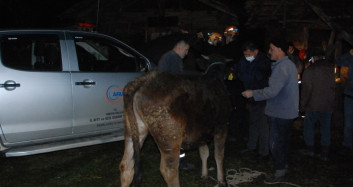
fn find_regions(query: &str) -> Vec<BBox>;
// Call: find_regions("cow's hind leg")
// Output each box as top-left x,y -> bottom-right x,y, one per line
199,144 -> 209,180
120,116 -> 149,187
120,134 -> 135,187
150,119 -> 182,187
214,131 -> 227,187
159,148 -> 181,187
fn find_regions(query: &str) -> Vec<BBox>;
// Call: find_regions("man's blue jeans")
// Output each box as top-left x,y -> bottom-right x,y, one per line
343,96 -> 353,148
303,111 -> 332,147
268,116 -> 293,170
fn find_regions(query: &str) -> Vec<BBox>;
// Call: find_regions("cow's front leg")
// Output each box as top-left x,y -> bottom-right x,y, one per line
199,144 -> 209,180
214,132 -> 227,187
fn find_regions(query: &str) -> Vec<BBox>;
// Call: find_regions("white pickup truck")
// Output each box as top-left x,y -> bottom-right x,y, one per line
0,30 -> 153,157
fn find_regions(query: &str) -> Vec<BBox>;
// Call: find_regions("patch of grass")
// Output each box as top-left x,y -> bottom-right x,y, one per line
0,116 -> 352,186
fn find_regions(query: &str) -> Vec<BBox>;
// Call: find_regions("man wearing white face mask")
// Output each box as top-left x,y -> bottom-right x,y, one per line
234,41 -> 272,161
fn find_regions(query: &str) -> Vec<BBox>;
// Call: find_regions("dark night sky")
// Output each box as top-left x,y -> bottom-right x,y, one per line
0,0 -> 81,28
0,0 -> 245,29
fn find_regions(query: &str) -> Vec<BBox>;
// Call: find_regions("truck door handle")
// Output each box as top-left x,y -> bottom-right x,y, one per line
0,80 -> 20,91
75,82 -> 96,86
75,79 -> 96,87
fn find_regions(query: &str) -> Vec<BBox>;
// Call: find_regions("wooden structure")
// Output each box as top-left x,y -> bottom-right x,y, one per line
243,0 -> 353,51
59,0 -> 353,54
59,0 -> 239,44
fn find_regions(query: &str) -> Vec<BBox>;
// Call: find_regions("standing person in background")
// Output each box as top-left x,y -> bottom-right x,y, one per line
242,37 -> 299,183
194,25 -> 242,62
220,25 -> 246,142
194,26 -> 245,142
287,42 -> 303,78
158,39 -> 194,170
300,54 -> 335,162
207,32 -> 223,46
158,40 -> 190,73
335,49 -> 353,153
235,41 -> 271,162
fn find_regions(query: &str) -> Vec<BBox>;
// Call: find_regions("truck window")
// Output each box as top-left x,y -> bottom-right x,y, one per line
1,35 -> 62,71
74,36 -> 143,72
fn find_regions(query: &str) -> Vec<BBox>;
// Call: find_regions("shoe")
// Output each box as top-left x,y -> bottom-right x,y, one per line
227,137 -> 236,142
319,146 -> 329,162
257,154 -> 269,161
338,146 -> 353,156
318,154 -> 329,162
299,149 -> 314,157
239,148 -> 256,154
264,169 -> 286,184
264,175 -> 286,184
248,154 -> 269,163
179,163 -> 195,170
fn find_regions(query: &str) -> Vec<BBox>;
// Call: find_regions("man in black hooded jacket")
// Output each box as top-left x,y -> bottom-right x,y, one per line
234,41 -> 272,160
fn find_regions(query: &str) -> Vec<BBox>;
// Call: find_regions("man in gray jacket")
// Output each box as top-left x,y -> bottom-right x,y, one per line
242,38 -> 299,183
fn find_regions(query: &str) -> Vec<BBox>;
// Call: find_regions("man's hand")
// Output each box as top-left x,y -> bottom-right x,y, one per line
242,90 -> 253,98
350,49 -> 353,56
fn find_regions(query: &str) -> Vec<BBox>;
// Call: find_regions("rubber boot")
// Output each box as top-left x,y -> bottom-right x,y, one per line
300,146 -> 314,157
320,146 -> 329,162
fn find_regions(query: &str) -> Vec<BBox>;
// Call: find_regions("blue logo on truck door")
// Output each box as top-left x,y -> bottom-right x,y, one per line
105,85 -> 123,104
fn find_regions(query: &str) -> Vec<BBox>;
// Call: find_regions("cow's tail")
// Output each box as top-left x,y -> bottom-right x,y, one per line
123,71 -> 158,186
123,81 -> 142,187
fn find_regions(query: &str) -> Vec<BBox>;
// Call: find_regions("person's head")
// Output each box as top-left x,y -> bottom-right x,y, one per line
208,32 -> 223,46
173,40 -> 190,59
242,41 -> 259,62
224,25 -> 239,44
268,37 -> 288,61
288,42 -> 295,54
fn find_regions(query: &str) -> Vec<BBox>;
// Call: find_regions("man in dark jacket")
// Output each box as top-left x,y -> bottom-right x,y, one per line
193,27 -> 244,142
158,40 -> 189,73
157,39 -> 194,170
300,56 -> 335,161
335,49 -> 353,151
287,42 -> 303,76
235,41 -> 272,160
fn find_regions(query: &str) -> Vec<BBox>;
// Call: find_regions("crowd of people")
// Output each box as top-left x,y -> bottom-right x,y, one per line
151,25 -> 353,183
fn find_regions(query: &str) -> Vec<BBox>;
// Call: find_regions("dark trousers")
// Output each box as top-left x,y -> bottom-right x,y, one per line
226,80 -> 248,140
343,96 -> 353,148
304,111 -> 332,147
247,102 -> 269,156
268,116 -> 293,170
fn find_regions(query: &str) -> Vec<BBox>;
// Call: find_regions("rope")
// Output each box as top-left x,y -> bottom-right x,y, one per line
207,167 -> 301,187
225,168 -> 265,187
204,61 -> 224,74
263,180 -> 301,187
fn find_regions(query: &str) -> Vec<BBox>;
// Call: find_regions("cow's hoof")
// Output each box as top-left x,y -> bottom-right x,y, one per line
200,175 -> 209,182
218,181 -> 227,187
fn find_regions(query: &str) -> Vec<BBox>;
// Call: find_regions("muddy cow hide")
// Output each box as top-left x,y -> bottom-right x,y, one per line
119,64 -> 232,187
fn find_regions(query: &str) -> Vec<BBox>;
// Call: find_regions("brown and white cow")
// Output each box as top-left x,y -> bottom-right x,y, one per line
119,63 -> 232,187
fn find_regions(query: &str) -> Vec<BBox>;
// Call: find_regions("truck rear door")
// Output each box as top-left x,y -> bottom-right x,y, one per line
0,32 -> 73,143
65,32 -> 150,137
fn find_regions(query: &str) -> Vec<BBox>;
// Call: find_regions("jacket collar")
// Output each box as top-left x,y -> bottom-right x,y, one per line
272,56 -> 289,66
